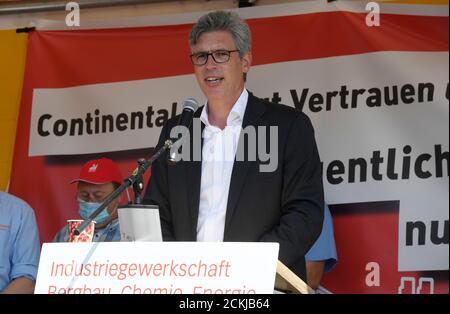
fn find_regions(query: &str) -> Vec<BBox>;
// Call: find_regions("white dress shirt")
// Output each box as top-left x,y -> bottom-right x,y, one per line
196,89 -> 248,241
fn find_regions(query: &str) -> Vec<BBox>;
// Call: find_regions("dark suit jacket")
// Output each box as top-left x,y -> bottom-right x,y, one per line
143,92 -> 324,280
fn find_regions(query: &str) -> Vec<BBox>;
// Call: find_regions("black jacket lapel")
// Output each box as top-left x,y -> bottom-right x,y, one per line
225,93 -> 266,233
185,107 -> 204,239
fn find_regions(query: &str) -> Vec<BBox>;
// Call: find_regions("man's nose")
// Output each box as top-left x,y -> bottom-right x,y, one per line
204,54 -> 218,68
85,194 -> 97,202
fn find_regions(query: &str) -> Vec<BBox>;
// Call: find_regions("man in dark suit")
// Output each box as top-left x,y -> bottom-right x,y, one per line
143,10 -> 324,281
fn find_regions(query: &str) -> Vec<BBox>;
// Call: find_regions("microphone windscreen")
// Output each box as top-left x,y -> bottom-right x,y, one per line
183,97 -> 199,112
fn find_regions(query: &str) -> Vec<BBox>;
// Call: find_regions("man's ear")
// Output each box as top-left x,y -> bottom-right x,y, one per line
242,52 -> 252,73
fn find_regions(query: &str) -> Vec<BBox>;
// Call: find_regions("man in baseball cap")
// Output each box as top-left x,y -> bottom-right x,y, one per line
53,158 -> 124,242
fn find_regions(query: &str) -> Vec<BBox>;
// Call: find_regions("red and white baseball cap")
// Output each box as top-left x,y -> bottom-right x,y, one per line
70,158 -> 123,185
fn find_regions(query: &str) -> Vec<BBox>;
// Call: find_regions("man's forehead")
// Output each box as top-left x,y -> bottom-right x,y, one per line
195,31 -> 234,46
77,182 -> 113,192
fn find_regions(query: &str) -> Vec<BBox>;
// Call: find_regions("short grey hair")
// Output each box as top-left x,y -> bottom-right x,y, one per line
189,10 -> 252,58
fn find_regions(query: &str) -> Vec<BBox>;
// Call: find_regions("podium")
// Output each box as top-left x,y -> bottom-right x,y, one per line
35,242 -> 281,294
35,241 -> 312,294
275,260 -> 314,294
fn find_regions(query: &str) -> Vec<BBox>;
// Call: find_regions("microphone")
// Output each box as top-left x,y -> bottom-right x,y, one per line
177,97 -> 199,130
167,98 -> 199,164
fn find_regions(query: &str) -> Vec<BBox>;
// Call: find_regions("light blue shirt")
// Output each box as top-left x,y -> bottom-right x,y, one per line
0,192 -> 41,291
53,219 -> 121,242
305,204 -> 338,272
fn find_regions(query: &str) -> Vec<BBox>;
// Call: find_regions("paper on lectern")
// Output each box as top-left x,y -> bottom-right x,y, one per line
118,205 -> 162,242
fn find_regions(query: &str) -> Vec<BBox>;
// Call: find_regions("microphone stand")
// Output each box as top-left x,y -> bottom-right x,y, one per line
132,158 -> 146,205
74,139 -> 174,236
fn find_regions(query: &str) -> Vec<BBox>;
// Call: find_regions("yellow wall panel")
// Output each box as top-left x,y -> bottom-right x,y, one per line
0,30 -> 27,191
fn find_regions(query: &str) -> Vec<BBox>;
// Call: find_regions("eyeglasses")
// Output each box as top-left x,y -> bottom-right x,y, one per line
190,49 -> 239,66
